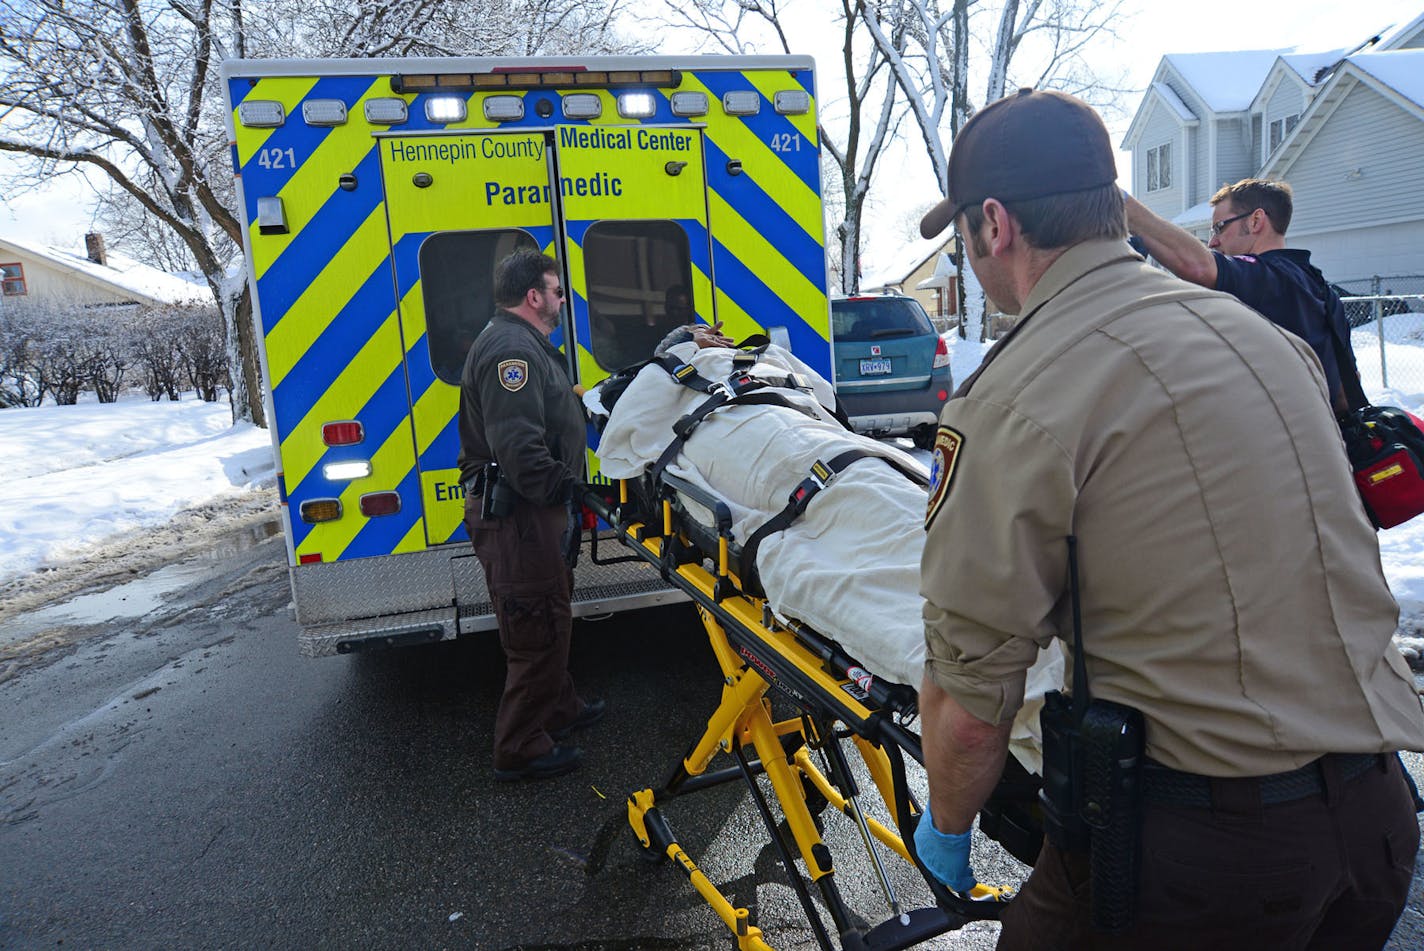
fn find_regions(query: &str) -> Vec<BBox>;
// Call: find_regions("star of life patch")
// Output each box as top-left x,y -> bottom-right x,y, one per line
498,359 -> 529,392
926,425 -> 963,528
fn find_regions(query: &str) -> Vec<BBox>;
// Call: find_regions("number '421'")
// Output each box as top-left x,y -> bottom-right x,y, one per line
256,147 -> 297,169
769,133 -> 801,152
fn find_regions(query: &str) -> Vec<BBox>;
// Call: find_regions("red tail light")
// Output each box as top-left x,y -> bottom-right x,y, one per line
932,335 -> 951,369
322,421 -> 364,446
360,492 -> 402,517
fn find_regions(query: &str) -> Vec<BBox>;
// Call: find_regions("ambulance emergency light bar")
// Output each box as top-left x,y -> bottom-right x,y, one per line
236,68 -> 810,130
392,68 -> 681,92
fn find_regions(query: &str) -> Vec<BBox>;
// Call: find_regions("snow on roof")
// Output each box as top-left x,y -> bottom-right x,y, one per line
1151,82 -> 1197,121
862,231 -> 957,289
0,234 -> 207,306
1379,10 -> 1424,50
1172,201 -> 1213,228
1164,48 -> 1294,112
1347,49 -> 1424,109
1280,48 -> 1348,85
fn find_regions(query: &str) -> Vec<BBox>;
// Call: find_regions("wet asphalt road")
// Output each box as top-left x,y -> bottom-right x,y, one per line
1,522 -> 1422,950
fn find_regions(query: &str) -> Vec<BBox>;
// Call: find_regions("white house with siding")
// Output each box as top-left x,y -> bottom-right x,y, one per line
1121,11 -> 1424,286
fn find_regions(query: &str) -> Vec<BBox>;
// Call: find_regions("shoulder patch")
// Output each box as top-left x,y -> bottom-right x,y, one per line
1231,254 -> 1257,263
497,359 -> 529,392
926,425 -> 964,528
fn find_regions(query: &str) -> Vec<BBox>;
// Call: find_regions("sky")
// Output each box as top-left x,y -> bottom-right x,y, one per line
1,0 -> 1420,256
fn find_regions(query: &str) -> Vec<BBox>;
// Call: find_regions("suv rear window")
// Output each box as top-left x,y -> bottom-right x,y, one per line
831,297 -> 933,341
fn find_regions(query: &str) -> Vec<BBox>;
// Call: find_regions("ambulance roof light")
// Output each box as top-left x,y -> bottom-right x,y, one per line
237,100 -> 286,128
301,99 -> 348,126
323,460 -> 372,481
670,91 -> 708,117
364,98 -> 409,124
483,95 -> 525,122
617,92 -> 657,119
721,90 -> 761,116
425,96 -> 467,124
562,93 -> 602,120
774,89 -> 810,115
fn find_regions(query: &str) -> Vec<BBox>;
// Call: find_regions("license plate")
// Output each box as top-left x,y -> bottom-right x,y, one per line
859,358 -> 892,375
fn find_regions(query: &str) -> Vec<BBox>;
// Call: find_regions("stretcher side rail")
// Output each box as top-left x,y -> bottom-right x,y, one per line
581,480 -> 1011,951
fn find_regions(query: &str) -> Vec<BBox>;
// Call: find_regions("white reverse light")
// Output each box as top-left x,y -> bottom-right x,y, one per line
238,101 -> 286,128
425,96 -> 468,123
323,460 -> 373,481
617,92 -> 657,119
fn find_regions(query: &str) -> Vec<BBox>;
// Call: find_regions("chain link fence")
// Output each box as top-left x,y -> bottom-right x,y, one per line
1335,274 -> 1424,402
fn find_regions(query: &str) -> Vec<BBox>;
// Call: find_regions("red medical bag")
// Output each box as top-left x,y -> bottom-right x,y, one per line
1342,406 -> 1424,529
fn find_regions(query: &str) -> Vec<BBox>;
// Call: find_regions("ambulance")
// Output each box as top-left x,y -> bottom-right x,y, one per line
220,55 -> 834,656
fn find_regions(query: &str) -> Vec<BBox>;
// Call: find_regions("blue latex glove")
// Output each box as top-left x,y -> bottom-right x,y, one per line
913,802 -> 977,894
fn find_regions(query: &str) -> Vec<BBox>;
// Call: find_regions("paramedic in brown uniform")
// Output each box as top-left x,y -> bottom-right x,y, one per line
911,88 -> 1424,948
458,249 -> 603,782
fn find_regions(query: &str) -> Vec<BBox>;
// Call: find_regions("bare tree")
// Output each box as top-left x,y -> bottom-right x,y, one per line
860,0 -> 1129,336
0,0 -> 646,428
657,0 -> 905,294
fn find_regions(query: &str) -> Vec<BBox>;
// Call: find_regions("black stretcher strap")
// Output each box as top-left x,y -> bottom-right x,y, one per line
648,357 -> 822,485
739,448 -> 929,592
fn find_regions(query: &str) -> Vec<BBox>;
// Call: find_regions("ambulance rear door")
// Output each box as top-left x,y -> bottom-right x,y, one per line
380,130 -> 556,548
553,123 -> 713,399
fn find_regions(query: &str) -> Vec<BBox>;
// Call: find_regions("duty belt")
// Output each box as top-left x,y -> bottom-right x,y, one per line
1142,752 -> 1383,808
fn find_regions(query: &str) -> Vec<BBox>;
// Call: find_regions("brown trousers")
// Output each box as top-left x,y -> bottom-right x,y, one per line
468,499 -> 581,770
997,754 -> 1419,950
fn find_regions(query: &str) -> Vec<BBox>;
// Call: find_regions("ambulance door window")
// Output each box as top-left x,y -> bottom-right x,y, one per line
420,229 -> 539,384
582,220 -> 693,372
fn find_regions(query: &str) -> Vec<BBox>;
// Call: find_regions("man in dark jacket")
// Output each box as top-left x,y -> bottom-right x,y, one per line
458,249 -> 603,782
1125,179 -> 1363,413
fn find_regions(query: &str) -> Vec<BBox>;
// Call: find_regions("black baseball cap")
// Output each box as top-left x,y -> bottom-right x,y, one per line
920,88 -> 1118,239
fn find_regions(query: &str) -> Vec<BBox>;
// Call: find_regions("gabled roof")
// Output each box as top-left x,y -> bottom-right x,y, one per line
864,233 -> 958,290
1162,48 -> 1292,113
1120,81 -> 1201,148
1262,49 -> 1424,180
1349,48 -> 1424,108
1379,10 -> 1424,49
1280,48 -> 1349,85
0,235 -> 207,306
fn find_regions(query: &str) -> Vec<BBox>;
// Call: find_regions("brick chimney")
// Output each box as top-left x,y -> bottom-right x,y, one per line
84,232 -> 108,267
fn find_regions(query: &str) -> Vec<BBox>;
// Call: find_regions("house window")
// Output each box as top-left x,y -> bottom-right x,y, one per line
1,263 -> 25,296
1268,114 -> 1300,154
1146,143 -> 1172,192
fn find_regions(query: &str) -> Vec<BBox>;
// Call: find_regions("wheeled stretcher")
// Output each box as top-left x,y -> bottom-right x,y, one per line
581,342 -> 1052,950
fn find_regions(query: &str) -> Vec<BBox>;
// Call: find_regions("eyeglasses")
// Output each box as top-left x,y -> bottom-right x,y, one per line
543,283 -> 565,298
1210,210 -> 1254,236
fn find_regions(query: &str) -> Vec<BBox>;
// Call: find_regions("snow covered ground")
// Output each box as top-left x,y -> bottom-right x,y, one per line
1,318 -> 1424,663
0,394 -> 274,587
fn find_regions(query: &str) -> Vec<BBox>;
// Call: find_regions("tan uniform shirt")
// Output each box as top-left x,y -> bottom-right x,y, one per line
922,240 -> 1424,776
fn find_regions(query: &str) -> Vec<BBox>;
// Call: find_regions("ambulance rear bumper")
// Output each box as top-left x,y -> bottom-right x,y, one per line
290,535 -> 687,657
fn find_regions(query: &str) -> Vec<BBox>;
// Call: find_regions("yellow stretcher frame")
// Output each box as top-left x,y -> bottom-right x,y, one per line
583,475 -> 1014,951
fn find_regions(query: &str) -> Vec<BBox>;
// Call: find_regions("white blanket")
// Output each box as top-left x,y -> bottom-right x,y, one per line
593,343 -> 1061,773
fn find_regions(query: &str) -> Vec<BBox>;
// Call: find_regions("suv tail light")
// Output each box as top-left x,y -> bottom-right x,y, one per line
932,335 -> 951,369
